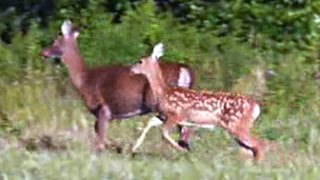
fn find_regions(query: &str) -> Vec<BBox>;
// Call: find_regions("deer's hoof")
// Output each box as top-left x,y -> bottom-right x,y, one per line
95,143 -> 106,153
115,146 -> 123,154
178,140 -> 191,151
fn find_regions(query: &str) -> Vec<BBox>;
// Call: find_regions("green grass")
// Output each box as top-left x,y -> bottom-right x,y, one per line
1,147 -> 319,180
1,68 -> 320,179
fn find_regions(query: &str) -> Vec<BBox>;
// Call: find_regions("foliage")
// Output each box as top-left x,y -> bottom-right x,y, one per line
1,0 -> 320,52
181,0 -> 320,50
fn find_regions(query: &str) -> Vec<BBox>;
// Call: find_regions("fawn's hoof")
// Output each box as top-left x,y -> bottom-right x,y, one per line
95,143 -> 123,154
105,142 -> 123,154
178,140 -> 191,151
253,140 -> 269,162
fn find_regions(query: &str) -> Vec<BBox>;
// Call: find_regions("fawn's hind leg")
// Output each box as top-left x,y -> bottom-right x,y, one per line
178,126 -> 194,150
232,128 -> 267,161
162,115 -> 189,152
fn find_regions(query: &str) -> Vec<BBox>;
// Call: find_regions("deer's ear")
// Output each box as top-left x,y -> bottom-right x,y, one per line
61,20 -> 73,37
72,29 -> 80,39
151,43 -> 164,61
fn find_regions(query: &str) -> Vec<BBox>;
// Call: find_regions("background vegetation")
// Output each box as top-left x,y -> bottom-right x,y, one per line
0,0 -> 320,179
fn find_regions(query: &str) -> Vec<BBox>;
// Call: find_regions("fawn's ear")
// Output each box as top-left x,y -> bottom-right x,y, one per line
61,20 -> 80,39
72,28 -> 80,39
151,43 -> 164,61
61,20 -> 72,37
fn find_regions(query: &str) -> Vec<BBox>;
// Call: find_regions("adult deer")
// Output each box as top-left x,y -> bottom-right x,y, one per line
41,20 -> 195,151
131,43 -> 267,161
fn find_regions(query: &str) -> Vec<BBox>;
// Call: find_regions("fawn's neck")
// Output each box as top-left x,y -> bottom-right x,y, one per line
62,42 -> 87,89
145,63 -> 168,107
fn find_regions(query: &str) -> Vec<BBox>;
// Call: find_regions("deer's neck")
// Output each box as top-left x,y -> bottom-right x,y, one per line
145,64 -> 168,107
62,44 -> 87,89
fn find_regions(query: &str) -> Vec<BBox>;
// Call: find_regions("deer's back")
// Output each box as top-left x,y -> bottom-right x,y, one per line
80,63 -> 194,120
159,62 -> 195,88
142,62 -> 195,112
79,65 -> 148,119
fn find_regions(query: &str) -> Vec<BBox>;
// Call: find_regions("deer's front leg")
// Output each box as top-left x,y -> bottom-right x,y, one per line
94,105 -> 112,152
162,115 -> 189,152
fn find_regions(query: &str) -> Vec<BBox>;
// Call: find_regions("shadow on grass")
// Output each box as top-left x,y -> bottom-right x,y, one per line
20,135 -> 68,151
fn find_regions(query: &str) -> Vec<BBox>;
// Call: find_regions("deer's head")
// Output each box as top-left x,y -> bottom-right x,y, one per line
41,20 -> 79,61
131,43 -> 164,77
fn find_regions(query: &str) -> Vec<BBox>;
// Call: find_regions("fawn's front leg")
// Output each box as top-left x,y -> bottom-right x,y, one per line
132,116 -> 163,152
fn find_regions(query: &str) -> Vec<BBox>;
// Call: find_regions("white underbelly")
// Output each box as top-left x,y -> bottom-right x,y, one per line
187,109 -> 220,124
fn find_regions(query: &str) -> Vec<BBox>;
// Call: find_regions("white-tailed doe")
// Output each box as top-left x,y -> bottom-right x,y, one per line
131,43 -> 267,161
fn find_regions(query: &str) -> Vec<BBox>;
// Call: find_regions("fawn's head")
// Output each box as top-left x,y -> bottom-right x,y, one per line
131,43 -> 164,77
41,20 -> 79,61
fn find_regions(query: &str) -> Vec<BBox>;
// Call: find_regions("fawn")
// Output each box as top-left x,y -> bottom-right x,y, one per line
41,20 -> 196,151
131,43 -> 267,161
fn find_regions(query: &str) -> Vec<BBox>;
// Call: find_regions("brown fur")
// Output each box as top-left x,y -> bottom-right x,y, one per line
77,63 -> 193,118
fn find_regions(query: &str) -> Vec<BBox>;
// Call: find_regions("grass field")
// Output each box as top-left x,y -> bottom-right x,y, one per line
1,69 -> 320,180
